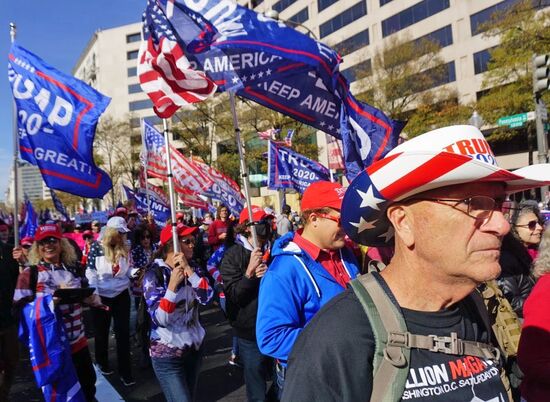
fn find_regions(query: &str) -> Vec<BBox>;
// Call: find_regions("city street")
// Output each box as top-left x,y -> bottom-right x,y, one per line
10,305 -> 250,402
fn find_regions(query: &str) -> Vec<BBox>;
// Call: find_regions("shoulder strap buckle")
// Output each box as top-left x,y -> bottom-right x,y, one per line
428,333 -> 462,355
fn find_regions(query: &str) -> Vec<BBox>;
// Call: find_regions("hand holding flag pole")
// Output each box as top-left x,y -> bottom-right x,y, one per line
10,22 -> 19,246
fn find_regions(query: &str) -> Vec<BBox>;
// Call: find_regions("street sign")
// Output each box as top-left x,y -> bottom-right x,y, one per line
497,111 -> 535,128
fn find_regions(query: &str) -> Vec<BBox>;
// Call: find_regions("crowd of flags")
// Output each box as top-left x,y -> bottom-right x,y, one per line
7,0 -> 406,234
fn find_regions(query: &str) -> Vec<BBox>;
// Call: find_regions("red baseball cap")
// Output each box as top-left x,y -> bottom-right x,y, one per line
82,230 -> 94,239
160,223 -> 199,246
34,224 -> 63,242
301,181 -> 346,211
21,236 -> 34,246
115,207 -> 128,217
239,205 -> 274,224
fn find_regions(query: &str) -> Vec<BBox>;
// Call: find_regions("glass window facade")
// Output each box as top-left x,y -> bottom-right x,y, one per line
251,0 -> 264,8
380,0 -> 394,5
290,7 -> 309,24
126,33 -> 141,43
128,83 -> 142,94
273,0 -> 297,13
129,99 -> 153,111
128,67 -> 137,77
320,1 -> 367,38
127,50 -> 139,60
130,115 -> 163,128
318,0 -> 338,12
473,48 -> 494,74
381,0 -> 450,37
341,59 -> 372,82
333,29 -> 369,55
470,0 -> 518,35
418,25 -> 453,48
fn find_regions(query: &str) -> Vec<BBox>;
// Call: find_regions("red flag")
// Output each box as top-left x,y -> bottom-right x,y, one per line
137,0 -> 216,118
327,136 -> 345,170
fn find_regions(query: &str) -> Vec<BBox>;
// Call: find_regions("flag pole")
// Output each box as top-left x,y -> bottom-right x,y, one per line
229,92 -> 258,247
140,118 -> 151,215
162,118 -> 180,253
10,23 -> 20,247
325,133 -> 334,182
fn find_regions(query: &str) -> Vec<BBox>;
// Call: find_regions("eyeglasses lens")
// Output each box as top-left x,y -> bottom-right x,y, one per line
467,196 -> 497,221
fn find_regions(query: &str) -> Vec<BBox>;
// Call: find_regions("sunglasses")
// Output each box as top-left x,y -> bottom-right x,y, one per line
180,238 -> 196,245
515,220 -> 541,231
143,235 -> 151,239
22,244 -> 32,249
315,213 -> 341,225
38,237 -> 59,246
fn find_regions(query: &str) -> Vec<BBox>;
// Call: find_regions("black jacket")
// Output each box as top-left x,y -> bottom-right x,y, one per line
497,233 -> 535,318
219,242 -> 261,341
0,242 -> 20,330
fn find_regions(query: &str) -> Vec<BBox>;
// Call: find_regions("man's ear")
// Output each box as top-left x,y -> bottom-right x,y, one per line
386,204 -> 414,247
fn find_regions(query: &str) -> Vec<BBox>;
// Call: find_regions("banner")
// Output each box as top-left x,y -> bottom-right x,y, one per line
19,198 -> 38,239
123,185 -> 170,227
156,1 -> 405,180
268,141 -> 330,194
138,0 -> 217,118
179,189 -> 209,210
193,161 -> 245,216
141,120 -> 213,194
8,43 -> 112,198
74,211 -> 109,225
50,189 -> 70,221
327,135 -> 345,170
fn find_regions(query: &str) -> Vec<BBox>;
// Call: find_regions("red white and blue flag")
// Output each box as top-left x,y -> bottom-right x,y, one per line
138,0 -> 217,118
258,128 -> 279,141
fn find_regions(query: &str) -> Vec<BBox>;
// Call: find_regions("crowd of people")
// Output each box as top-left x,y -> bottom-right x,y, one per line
0,125 -> 550,402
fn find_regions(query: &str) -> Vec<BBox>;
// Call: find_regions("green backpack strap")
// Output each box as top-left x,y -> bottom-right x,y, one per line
350,273 -> 410,402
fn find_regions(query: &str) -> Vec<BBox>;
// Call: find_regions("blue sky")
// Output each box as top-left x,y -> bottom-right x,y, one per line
0,1 -> 142,201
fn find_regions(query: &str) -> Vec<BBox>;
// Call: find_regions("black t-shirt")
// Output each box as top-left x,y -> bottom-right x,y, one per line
282,276 -> 509,402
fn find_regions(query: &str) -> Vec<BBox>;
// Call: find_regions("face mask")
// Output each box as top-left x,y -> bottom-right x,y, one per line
250,220 -> 271,239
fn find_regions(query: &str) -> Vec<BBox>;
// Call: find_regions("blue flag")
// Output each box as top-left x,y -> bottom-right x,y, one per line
8,43 -> 112,198
20,197 -> 38,239
156,1 -> 404,179
123,185 -> 170,227
49,189 -> 70,221
268,141 -> 330,194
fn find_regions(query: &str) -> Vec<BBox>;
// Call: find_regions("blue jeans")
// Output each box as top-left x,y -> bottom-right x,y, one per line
237,337 -> 270,402
151,347 -> 203,402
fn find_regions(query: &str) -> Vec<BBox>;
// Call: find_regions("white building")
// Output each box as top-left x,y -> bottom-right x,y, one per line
5,161 -> 51,207
237,0 -> 547,171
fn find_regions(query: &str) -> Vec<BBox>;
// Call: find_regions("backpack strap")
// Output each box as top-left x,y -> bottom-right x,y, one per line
350,273 -> 409,402
29,264 -> 38,297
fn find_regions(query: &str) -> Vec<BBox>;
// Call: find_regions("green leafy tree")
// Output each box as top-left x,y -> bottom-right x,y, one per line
475,0 -> 550,162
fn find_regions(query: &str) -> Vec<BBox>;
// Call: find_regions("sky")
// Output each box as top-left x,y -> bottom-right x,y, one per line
0,1 -> 142,201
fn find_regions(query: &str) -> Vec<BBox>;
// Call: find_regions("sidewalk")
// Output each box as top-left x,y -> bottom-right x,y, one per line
10,305 -> 247,402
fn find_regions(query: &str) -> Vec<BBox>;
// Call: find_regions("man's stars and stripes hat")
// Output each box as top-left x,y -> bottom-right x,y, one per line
341,125 -> 550,247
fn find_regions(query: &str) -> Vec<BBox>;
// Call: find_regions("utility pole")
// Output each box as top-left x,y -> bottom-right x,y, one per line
532,54 -> 550,202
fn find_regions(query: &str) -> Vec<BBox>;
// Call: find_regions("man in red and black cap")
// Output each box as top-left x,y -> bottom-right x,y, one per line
256,181 -> 360,395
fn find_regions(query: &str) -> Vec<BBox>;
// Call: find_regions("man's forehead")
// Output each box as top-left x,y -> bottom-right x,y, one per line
417,182 -> 506,199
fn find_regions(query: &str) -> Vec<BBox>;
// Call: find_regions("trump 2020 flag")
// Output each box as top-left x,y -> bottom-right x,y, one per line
138,0 -> 217,118
19,197 -> 38,239
8,43 -> 112,198
268,141 -> 330,194
123,185 -> 170,227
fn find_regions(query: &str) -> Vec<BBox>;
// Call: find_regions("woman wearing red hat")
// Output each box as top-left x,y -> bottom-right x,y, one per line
142,223 -> 213,402
13,224 -> 98,401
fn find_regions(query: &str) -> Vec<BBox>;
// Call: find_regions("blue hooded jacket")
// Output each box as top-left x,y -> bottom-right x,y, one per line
256,231 -> 360,365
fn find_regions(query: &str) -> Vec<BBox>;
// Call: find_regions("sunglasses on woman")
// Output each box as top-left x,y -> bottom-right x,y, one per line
180,238 -> 195,245
515,220 -> 540,231
38,237 -> 59,246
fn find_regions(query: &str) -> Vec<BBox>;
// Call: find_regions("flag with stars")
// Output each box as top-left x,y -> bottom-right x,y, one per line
138,0 -> 217,118
140,119 -> 213,194
258,128 -> 280,141
155,0 -> 404,178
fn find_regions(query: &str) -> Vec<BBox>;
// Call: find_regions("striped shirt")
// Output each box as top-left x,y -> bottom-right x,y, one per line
143,259 -> 213,358
13,262 -> 87,353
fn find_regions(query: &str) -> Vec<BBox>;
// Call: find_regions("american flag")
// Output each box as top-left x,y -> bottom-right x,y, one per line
137,0 -> 217,118
141,120 -> 213,194
284,129 -> 295,147
258,128 -> 280,141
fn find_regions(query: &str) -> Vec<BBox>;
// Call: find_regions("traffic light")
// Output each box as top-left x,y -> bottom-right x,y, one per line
533,54 -> 550,94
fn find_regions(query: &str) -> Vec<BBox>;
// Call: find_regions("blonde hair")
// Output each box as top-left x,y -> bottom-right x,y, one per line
28,238 -> 78,266
101,227 -> 128,264
533,226 -> 550,279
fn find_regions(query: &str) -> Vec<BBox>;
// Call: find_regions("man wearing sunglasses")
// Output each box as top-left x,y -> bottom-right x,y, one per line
282,125 -> 550,402
256,181 -> 361,396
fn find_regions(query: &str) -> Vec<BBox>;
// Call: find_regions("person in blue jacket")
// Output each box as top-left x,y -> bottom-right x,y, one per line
256,181 -> 360,395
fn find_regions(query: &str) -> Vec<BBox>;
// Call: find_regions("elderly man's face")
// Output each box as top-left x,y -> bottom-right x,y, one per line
403,182 -> 510,285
